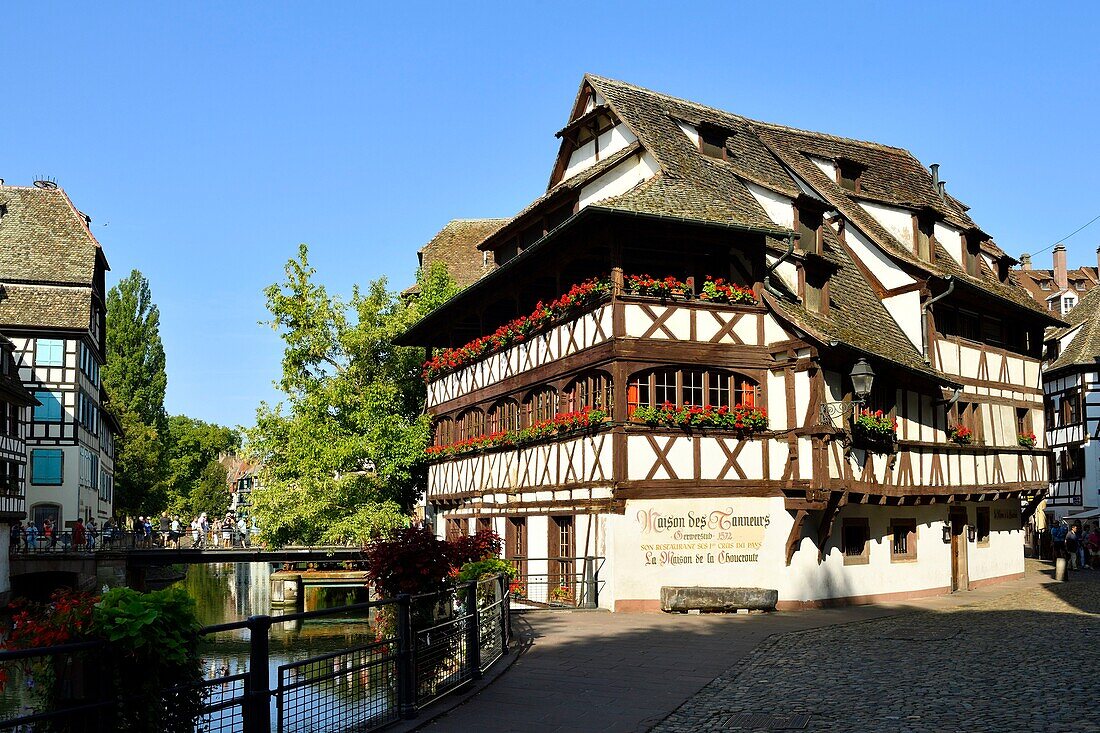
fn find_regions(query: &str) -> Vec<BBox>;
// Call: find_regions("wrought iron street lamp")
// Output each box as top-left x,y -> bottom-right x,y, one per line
821,358 -> 877,424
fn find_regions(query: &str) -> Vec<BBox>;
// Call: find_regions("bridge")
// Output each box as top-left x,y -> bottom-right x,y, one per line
9,534 -> 367,598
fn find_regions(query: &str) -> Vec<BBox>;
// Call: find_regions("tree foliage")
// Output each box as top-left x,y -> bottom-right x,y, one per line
163,415 -> 240,517
247,245 -> 455,546
104,270 -> 169,515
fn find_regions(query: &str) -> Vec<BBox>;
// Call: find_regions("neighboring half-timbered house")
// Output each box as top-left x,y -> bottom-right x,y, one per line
1042,285 -> 1100,518
0,181 -> 118,533
399,76 -> 1062,610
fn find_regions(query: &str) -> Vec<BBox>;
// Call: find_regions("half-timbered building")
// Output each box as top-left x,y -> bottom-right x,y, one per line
1042,284 -> 1100,518
400,76 -> 1062,609
0,181 -> 118,533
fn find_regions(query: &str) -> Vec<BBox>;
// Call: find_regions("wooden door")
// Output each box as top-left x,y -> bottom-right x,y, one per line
949,508 -> 969,592
505,517 -> 527,587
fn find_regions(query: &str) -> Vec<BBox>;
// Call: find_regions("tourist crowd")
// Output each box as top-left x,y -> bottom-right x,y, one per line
7,512 -> 260,553
1050,520 -> 1100,570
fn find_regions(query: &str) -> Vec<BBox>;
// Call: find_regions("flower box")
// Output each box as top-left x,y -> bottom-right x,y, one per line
1017,432 -> 1037,449
851,409 -> 897,452
425,407 -> 610,460
949,426 -> 973,445
629,403 -> 768,433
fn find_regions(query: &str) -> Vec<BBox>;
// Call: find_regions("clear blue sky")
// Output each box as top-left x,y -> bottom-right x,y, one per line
2,2 -> 1098,428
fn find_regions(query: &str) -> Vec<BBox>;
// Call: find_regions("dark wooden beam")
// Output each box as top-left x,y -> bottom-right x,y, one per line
785,509 -> 810,566
816,491 -> 847,562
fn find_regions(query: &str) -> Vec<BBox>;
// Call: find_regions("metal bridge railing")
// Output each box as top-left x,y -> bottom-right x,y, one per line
506,556 -> 604,609
0,575 -> 511,732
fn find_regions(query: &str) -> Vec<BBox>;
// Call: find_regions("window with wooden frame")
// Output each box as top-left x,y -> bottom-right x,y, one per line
456,408 -> 485,441
1045,396 -> 1058,429
445,517 -> 465,541
964,233 -> 982,277
563,372 -> 613,417
505,517 -> 527,580
841,518 -> 870,565
549,516 -> 576,595
955,401 -> 983,444
477,517 -> 493,534
975,507 -> 990,546
487,399 -> 521,434
914,213 -> 935,262
698,124 -> 732,160
803,264 -> 829,314
523,388 -> 559,426
627,368 -> 758,415
795,206 -> 823,255
433,417 -> 454,447
1060,445 -> 1086,480
890,519 -> 917,561
1016,407 -> 1031,436
1062,391 -> 1082,426
836,159 -> 864,193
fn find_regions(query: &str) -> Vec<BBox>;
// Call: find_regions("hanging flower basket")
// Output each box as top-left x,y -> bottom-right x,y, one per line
851,409 -> 897,452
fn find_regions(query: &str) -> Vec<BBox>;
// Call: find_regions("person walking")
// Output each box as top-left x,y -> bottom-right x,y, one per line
25,521 -> 38,551
199,513 -> 210,547
170,515 -> 181,548
1052,520 -> 1068,563
1065,523 -> 1082,570
1086,523 -> 1100,569
221,514 -> 234,547
158,513 -> 171,547
42,518 -> 55,550
9,521 -> 21,553
72,518 -> 86,551
236,515 -> 250,548
86,517 -> 98,551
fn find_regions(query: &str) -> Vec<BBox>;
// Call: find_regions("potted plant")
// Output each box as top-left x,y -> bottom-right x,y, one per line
949,425 -> 973,445
851,409 -> 897,452
1018,432 -> 1037,448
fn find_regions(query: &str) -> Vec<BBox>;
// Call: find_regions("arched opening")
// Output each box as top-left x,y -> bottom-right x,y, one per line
523,387 -> 559,426
433,417 -> 454,447
487,399 -> 521,434
456,409 -> 485,442
563,371 -> 614,417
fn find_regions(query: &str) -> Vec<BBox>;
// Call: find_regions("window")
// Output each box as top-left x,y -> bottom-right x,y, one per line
1059,445 -> 1086,480
446,517 -> 465,541
1016,408 -> 1031,436
487,399 -> 521,434
35,339 -> 64,367
549,516 -> 576,595
964,235 -> 982,277
956,401 -> 982,443
1064,297 -> 1076,311
796,207 -> 822,255
628,368 -> 758,415
506,517 -> 528,581
31,504 -> 61,533
0,402 -> 18,437
1062,392 -> 1081,426
456,409 -> 485,441
804,265 -> 828,314
477,517 -> 492,534
563,372 -> 613,417
837,160 -> 863,192
433,417 -> 454,447
1075,281 -> 1086,291
78,343 -> 100,386
33,391 -> 62,423
975,507 -> 990,546
841,518 -> 870,565
31,449 -> 63,486
523,388 -> 558,426
914,214 -> 934,262
890,519 -> 917,561
1040,280 -> 1053,291
699,125 -> 731,160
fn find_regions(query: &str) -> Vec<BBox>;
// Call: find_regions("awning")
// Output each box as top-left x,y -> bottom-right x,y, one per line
1063,508 -> 1100,521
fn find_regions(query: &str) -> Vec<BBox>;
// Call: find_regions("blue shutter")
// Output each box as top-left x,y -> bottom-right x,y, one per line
33,392 -> 62,422
35,339 -> 64,367
31,450 -> 63,485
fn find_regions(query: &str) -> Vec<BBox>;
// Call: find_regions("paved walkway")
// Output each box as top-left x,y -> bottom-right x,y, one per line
416,564 -> 1074,732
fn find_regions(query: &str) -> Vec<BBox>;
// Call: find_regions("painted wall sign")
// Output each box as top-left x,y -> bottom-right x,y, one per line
635,505 -> 770,567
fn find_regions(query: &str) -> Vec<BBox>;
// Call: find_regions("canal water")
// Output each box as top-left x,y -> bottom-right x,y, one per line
177,562 -> 382,732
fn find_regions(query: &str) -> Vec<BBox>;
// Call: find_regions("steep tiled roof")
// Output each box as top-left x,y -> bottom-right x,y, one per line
417,219 -> 506,290
0,185 -> 102,284
0,283 -> 92,330
1048,284 -> 1100,371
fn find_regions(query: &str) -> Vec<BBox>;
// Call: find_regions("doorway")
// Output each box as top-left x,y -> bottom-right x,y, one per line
949,507 -> 969,592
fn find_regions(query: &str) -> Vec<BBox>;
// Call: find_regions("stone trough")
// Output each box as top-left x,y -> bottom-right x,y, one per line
660,586 -> 778,613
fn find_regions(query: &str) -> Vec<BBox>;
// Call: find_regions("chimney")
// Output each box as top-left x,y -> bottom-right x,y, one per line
1053,244 -> 1068,291
1020,253 -> 1032,270
1096,246 -> 1100,276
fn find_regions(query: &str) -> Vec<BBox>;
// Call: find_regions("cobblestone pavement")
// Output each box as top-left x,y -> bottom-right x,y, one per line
653,562 -> 1100,733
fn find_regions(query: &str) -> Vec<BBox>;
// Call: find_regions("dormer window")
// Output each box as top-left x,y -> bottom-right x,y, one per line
914,212 -> 935,262
1040,280 -> 1053,291
698,125 -> 732,160
836,159 -> 864,193
795,204 -> 823,255
964,233 -> 982,276
997,259 -> 1010,283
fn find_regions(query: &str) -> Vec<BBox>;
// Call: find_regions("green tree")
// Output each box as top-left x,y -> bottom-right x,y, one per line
247,244 -> 454,546
163,415 -> 241,516
104,270 -> 169,515
189,460 -> 232,519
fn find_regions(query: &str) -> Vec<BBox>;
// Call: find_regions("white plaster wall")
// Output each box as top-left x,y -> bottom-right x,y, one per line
746,183 -> 795,228
809,156 -> 837,180
859,201 -> 914,249
596,124 -> 637,161
603,498 -> 1018,606
26,444 -> 81,529
934,222 -> 964,266
767,371 -> 788,430
844,224 -> 916,290
563,139 -> 597,181
881,290 -> 923,352
966,501 -> 1025,582
578,151 -> 658,209
677,121 -> 699,147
